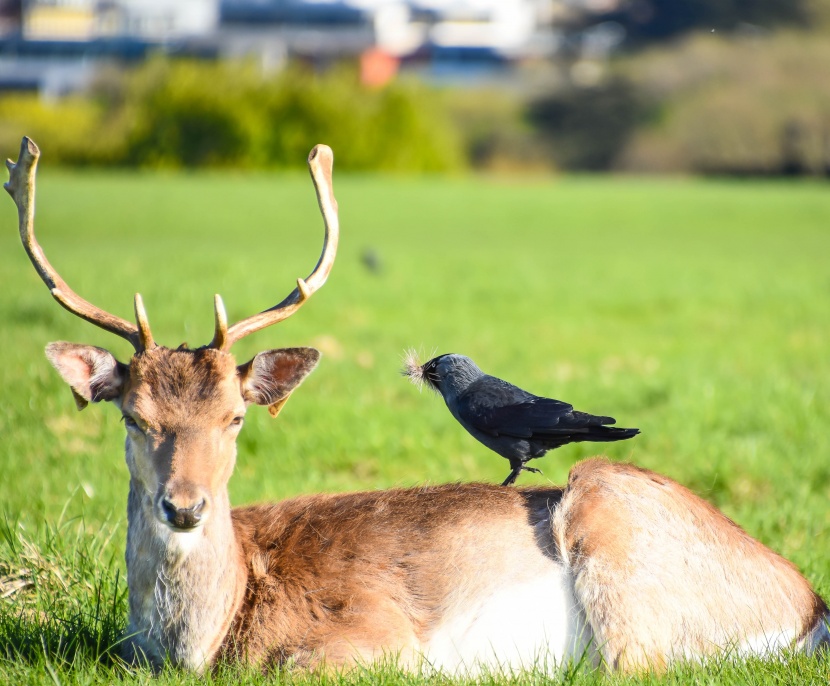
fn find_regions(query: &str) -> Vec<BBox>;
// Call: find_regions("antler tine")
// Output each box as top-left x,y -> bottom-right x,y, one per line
134,293 -> 156,351
220,144 -> 339,350
5,137 -> 145,352
211,294 -> 229,351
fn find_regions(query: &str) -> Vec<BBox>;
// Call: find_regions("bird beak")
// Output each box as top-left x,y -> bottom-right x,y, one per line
419,361 -> 441,392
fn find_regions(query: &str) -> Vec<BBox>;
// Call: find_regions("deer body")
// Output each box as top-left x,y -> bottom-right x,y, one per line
122,455 -> 588,673
223,485 -> 585,672
6,137 -> 828,675
114,346 -> 588,673
117,408 -> 828,673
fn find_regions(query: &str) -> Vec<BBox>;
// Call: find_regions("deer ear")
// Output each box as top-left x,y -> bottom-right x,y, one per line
45,342 -> 128,410
238,348 -> 320,417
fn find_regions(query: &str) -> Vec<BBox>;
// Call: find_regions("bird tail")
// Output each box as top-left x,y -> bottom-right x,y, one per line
566,412 -> 639,443
582,426 -> 640,442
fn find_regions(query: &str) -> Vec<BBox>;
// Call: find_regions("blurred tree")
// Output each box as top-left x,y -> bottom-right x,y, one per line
126,60 -> 261,168
0,58 -> 463,171
616,32 -> 830,175
605,0 -> 810,42
527,77 -> 651,171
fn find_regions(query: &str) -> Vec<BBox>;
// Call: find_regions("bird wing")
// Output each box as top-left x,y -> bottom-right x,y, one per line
457,392 -> 578,439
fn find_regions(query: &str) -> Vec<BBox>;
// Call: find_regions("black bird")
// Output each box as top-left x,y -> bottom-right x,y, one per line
405,353 -> 640,486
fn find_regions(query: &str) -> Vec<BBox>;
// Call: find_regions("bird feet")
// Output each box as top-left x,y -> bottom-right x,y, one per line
501,464 -> 543,486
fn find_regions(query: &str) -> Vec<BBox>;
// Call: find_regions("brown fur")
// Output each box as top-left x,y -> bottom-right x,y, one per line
128,346 -> 242,418
222,484 -> 563,668
553,458 -> 827,670
44,344 -> 828,674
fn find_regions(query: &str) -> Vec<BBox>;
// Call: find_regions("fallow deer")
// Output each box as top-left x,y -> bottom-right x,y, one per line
6,137 -> 829,674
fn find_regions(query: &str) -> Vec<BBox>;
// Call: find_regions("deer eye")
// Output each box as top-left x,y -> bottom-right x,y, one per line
121,414 -> 143,433
229,416 -> 244,429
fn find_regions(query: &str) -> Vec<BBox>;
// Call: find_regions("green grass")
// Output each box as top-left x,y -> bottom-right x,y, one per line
1,169 -> 829,684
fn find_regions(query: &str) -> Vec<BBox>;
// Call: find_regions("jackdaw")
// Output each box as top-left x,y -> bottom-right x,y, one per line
405,352 -> 640,485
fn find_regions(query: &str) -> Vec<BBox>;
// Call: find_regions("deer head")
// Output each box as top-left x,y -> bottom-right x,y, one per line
5,137 -> 339,533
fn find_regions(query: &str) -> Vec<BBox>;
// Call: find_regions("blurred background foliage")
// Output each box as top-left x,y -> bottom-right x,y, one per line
1,0 -> 829,175
0,59 -> 465,172
600,0 -> 811,43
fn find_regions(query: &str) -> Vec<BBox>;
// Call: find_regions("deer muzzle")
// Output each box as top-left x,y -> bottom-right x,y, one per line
156,485 -> 210,531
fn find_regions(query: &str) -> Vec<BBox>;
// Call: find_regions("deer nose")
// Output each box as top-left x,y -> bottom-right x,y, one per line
158,494 -> 208,531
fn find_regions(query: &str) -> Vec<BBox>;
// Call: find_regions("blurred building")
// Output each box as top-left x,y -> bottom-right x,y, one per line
219,0 -> 558,64
0,0 -> 619,94
0,0 -> 220,94
219,0 -> 374,70
20,0 -> 217,41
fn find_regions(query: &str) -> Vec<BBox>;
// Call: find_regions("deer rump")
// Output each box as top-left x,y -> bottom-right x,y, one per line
195,460 -> 827,674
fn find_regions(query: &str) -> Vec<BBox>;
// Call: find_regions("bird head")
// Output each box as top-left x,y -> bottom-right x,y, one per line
404,352 -> 483,399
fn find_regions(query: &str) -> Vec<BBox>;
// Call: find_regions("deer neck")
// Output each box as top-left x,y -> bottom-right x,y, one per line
124,479 -> 247,671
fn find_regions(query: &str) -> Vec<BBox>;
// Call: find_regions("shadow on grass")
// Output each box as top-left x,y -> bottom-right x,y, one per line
0,510 -> 131,677
0,577 -> 123,665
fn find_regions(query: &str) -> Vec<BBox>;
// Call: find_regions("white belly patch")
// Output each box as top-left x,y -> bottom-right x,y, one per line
422,566 -> 594,675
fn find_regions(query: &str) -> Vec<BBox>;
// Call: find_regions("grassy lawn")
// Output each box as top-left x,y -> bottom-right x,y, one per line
1,167 -> 829,684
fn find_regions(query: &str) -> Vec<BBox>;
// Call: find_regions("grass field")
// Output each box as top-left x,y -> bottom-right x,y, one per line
1,167 -> 829,684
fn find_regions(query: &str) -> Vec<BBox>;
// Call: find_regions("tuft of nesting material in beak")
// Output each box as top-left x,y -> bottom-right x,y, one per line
402,349 -> 426,388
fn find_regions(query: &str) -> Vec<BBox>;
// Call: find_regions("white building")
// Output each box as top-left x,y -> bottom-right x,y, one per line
22,0 -> 219,41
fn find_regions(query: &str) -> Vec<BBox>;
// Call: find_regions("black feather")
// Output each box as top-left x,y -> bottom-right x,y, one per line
412,353 -> 640,485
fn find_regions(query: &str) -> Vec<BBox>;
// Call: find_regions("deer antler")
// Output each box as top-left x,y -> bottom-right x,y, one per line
211,144 -> 339,351
5,137 -> 153,352
6,137 -> 337,354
